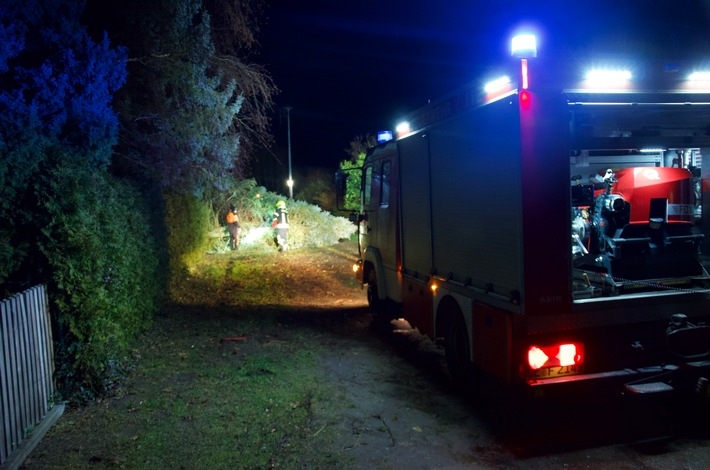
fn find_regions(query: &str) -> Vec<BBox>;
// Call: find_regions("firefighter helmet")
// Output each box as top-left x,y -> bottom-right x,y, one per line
276,200 -> 286,209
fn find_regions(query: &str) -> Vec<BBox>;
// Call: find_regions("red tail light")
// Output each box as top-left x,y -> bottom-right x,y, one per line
528,342 -> 584,370
519,90 -> 531,110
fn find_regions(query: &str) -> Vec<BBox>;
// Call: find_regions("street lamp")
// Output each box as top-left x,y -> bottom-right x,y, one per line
285,106 -> 294,198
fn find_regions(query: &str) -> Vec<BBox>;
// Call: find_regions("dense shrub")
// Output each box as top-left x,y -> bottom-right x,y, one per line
281,200 -> 357,249
206,179 -> 357,253
217,178 -> 273,225
164,192 -> 213,294
36,151 -> 163,400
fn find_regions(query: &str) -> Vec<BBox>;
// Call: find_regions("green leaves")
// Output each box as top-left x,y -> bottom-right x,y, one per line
163,191 -> 213,296
338,134 -> 377,210
36,153 -> 163,399
0,0 -> 127,290
115,0 -> 275,193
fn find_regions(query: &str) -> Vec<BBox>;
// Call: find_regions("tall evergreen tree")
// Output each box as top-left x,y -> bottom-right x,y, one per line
96,0 -> 276,193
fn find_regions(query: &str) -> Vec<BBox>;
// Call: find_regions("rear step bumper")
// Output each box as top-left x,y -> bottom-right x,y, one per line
625,381 -> 675,395
527,361 -> 710,398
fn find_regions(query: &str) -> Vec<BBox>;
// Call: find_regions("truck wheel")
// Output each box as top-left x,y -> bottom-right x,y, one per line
367,270 -> 387,322
444,312 -> 472,387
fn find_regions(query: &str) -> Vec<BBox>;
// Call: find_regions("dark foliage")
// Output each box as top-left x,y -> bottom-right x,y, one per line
1,0 -> 127,288
37,151 -> 163,400
0,0 -> 164,401
1,0 -> 275,403
87,0 -> 277,193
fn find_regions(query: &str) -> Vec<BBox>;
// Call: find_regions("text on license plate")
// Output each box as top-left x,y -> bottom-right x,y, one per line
529,364 -> 582,379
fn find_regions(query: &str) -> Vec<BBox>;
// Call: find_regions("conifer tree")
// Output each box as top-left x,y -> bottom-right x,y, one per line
100,0 -> 276,192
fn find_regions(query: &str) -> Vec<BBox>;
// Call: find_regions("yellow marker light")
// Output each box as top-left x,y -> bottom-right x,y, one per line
352,263 -> 360,273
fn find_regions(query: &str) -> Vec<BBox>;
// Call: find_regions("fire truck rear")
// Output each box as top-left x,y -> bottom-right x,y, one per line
339,34 -> 710,400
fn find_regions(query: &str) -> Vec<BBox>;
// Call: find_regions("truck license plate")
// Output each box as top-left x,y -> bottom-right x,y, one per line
529,364 -> 582,379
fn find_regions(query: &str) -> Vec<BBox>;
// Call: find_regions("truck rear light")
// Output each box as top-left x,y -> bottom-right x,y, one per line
519,90 -> 531,110
527,342 -> 584,370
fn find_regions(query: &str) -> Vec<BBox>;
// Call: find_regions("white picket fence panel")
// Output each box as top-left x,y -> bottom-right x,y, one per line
0,285 -> 57,466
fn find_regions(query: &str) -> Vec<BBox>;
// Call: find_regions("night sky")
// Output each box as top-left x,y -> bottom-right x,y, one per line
258,0 -> 710,169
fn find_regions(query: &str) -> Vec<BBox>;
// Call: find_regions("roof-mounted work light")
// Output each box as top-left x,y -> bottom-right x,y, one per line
484,76 -> 511,94
585,70 -> 632,82
511,34 -> 537,58
689,71 -> 710,82
396,121 -> 411,138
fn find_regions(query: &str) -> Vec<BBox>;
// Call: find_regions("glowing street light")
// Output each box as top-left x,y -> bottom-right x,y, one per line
285,106 -> 294,198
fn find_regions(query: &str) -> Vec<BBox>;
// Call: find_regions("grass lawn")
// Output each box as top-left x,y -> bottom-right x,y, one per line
22,242 -> 366,469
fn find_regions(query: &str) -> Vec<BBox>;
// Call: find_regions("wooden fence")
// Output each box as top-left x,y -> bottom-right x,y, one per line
0,285 -> 58,467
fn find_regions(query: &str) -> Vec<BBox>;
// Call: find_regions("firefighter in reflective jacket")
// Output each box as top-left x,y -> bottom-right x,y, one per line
272,200 -> 289,252
226,205 -> 240,250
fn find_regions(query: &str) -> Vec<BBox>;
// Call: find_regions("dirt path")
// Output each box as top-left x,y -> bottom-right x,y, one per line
22,241 -> 710,469
318,308 -> 710,469
313,314 -> 502,469
272,241 -> 710,469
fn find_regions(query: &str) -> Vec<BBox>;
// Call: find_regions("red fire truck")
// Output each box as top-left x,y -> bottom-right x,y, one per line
339,34 -> 710,399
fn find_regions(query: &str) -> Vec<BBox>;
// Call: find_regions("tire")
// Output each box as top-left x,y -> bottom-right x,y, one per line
444,312 -> 472,387
366,270 -> 388,322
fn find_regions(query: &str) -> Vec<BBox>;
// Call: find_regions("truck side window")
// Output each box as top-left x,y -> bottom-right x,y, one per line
363,166 -> 373,208
381,161 -> 391,208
